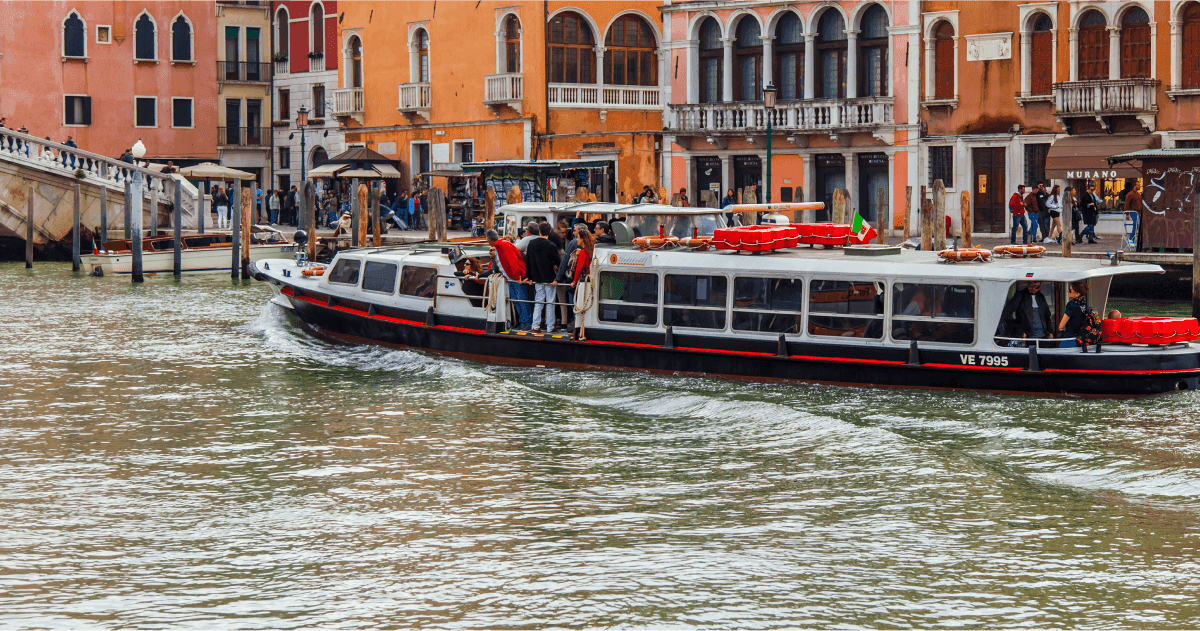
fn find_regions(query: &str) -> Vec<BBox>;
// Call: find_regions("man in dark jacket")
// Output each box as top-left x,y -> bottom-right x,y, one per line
1079,183 -> 1101,244
1023,186 -> 1041,246
524,222 -> 561,333
1035,182 -> 1051,242
595,221 -> 617,244
554,229 -> 580,330
1001,281 -> 1054,342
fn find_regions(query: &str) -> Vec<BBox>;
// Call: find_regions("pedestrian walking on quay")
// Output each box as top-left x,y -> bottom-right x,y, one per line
1009,184 -> 1029,245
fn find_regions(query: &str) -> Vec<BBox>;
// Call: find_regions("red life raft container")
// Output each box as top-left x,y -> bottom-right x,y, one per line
1101,316 -> 1200,345
712,225 -> 799,251
793,223 -> 851,246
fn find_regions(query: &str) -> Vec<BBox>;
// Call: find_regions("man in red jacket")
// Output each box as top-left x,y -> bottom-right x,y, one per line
487,229 -> 532,330
1009,184 -> 1029,245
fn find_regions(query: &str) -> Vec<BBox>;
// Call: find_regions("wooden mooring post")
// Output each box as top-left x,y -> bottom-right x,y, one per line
303,181 -> 316,261
173,180 -> 183,276
131,175 -> 144,283
1062,188 -> 1074,258
932,179 -> 947,251
231,178 -> 242,281
124,181 -> 132,240
99,185 -> 108,246
25,186 -> 34,268
920,185 -> 932,251
371,183 -> 381,247
72,183 -> 81,272
350,178 -> 361,247
960,190 -> 972,249
1193,198 -> 1200,320
240,185 -> 252,279
198,182 -> 206,235
903,185 -> 912,242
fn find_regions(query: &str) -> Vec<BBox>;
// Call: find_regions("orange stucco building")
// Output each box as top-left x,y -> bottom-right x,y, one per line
331,1 -> 665,200
0,1 -> 219,164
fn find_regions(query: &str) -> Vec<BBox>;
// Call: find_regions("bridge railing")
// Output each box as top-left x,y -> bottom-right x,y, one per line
0,125 -> 177,194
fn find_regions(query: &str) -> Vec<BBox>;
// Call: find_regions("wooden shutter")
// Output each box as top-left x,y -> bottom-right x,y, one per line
934,23 -> 954,100
1031,31 -> 1052,95
1186,5 -> 1200,89
1121,24 -> 1151,78
82,97 -> 92,126
1079,25 -> 1109,80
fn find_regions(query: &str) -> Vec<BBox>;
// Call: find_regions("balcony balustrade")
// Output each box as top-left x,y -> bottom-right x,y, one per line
547,83 -> 661,109
398,82 -> 431,119
669,97 -> 894,135
308,54 -> 326,73
219,61 -> 270,84
332,88 -> 365,124
218,126 -> 270,148
484,73 -> 523,115
1052,78 -> 1158,130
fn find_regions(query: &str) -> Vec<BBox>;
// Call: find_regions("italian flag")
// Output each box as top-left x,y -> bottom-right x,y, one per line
850,211 -> 877,244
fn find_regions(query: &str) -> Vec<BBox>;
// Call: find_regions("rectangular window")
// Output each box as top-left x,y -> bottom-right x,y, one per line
97,25 -> 111,44
171,98 -> 193,128
312,85 -> 325,118
278,89 -> 290,121
599,271 -> 659,325
64,95 -> 91,126
1023,143 -> 1049,187
1177,140 -> 1200,149
664,274 -> 727,330
929,146 -> 953,188
135,97 -> 156,128
891,283 -> 976,344
702,57 -> 721,103
732,277 -> 804,334
362,261 -> 398,294
279,146 -> 290,169
551,48 -> 564,83
327,258 -> 361,285
455,141 -> 473,163
399,266 -> 437,298
807,280 -> 884,339
224,26 -> 240,81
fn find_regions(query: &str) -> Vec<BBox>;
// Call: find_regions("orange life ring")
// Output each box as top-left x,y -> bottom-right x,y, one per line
301,266 -> 326,277
937,248 -> 992,263
678,237 -> 711,248
992,244 -> 1047,258
632,235 -> 679,250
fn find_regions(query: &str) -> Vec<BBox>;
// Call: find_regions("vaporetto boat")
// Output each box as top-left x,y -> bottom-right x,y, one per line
251,203 -> 1200,397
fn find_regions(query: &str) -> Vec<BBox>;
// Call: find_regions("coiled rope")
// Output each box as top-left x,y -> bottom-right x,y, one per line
573,253 -> 600,340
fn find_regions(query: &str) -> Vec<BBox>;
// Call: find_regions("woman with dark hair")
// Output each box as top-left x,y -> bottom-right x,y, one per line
1057,280 -> 1090,347
572,225 -> 595,286
213,185 -> 230,230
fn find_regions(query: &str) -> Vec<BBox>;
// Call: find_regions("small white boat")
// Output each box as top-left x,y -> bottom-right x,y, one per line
85,226 -> 297,275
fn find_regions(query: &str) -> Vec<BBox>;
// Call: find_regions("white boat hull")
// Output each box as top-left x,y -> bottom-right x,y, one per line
84,244 -> 296,275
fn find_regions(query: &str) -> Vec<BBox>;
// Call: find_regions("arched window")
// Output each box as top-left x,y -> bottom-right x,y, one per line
276,7 -> 289,55
134,13 -> 156,60
311,3 -> 324,56
605,15 -> 657,86
505,15 -> 521,73
350,35 -> 363,88
816,10 -> 847,99
1030,14 -> 1053,95
774,12 -> 804,101
312,146 -> 329,169
417,29 -> 429,82
1184,3 -> 1200,88
858,4 -> 889,97
1078,10 -> 1109,81
699,18 -> 723,103
548,12 -> 595,84
1120,7 -> 1151,78
172,15 -> 192,62
734,17 -> 762,101
933,21 -> 954,99
63,11 -> 85,58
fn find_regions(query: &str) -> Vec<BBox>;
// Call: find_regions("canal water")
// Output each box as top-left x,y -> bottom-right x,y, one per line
2,262 -> 1199,629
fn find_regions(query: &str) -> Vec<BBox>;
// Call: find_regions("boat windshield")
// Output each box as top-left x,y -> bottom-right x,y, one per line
621,213 -> 728,238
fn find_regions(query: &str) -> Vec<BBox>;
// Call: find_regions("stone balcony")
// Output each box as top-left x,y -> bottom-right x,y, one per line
332,87 -> 364,124
547,83 -> 661,110
668,97 -> 895,148
484,73 -> 523,116
398,82 -> 431,121
273,59 -> 288,76
1052,79 -> 1158,131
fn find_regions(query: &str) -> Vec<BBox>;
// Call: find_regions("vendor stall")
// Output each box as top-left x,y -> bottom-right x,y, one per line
461,158 -> 616,208
421,169 -> 482,232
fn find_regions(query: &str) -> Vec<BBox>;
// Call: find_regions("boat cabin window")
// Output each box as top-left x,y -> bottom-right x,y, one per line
599,271 -> 659,325
664,274 -> 727,329
361,261 -> 399,294
622,213 -> 727,238
504,215 -> 548,237
732,277 -> 804,334
891,283 -> 976,344
807,280 -> 884,339
995,280 -> 1064,346
327,258 -> 361,285
398,266 -> 438,298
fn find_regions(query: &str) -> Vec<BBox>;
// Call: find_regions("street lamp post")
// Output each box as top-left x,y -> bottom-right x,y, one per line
763,84 -> 777,206
296,105 -> 309,184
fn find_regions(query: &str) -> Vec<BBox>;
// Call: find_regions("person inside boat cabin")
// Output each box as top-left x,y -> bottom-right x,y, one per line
453,254 -> 487,308
1000,281 -> 1053,342
1056,281 -> 1091,347
595,221 -> 616,244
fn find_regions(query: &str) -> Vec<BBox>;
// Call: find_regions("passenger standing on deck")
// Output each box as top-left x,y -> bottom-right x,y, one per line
1009,184 -> 1029,245
487,229 -> 531,330
1001,281 -> 1053,343
1057,281 -> 1090,348
524,222 -> 561,334
554,225 -> 580,330
516,222 -> 538,253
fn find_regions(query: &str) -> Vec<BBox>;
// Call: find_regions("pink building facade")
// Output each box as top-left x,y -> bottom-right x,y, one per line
0,1 -> 219,164
661,0 -> 918,230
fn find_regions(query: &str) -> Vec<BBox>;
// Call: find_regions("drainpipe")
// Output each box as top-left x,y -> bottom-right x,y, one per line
541,0 -> 550,159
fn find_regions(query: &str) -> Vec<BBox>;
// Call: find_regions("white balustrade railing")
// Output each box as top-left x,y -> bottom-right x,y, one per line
308,54 -> 325,73
670,97 -> 894,133
1053,79 -> 1159,115
398,82 -> 431,111
332,88 -> 364,116
484,73 -> 523,103
548,83 -> 661,109
274,59 -> 288,76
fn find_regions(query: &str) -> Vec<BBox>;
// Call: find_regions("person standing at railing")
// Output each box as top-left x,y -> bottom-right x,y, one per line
487,229 -> 531,331
63,136 -> 78,168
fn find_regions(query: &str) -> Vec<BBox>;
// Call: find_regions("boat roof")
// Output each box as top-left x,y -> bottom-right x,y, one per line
346,242 -> 1161,283
499,201 -> 722,216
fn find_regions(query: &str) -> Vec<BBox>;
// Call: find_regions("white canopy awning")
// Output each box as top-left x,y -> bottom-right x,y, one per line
307,163 -> 348,178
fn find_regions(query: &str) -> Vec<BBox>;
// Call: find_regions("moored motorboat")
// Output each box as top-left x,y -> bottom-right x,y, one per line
250,206 -> 1200,397
85,226 -> 297,275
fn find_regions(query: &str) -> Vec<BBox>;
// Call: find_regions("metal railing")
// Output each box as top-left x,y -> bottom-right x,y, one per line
219,60 -> 271,83
398,82 -> 431,112
218,126 -> 271,148
332,87 -> 364,116
670,97 -> 895,133
484,73 -> 523,103
1053,78 -> 1159,115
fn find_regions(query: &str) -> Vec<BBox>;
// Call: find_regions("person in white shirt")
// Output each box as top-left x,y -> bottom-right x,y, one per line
1045,184 -> 1063,243
515,222 -> 539,253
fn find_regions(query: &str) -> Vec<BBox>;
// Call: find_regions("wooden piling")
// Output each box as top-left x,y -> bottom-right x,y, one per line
876,186 -> 886,244
173,180 -> 183,276
960,190 -> 972,249
303,181 -> 316,261
933,179 -> 947,251
25,186 -> 33,268
240,185 -> 252,279
72,183 -> 81,271
198,182 -> 206,235
903,185 -> 912,242
920,185 -> 932,251
832,188 -> 846,225
429,187 -> 448,242
99,185 -> 108,246
370,183 -> 381,247
484,186 -> 496,234
230,178 -> 241,281
131,177 -> 143,284
149,182 -> 159,238
1062,188 -> 1074,258
1193,196 -> 1200,319
350,178 -> 361,247
124,181 -> 132,240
